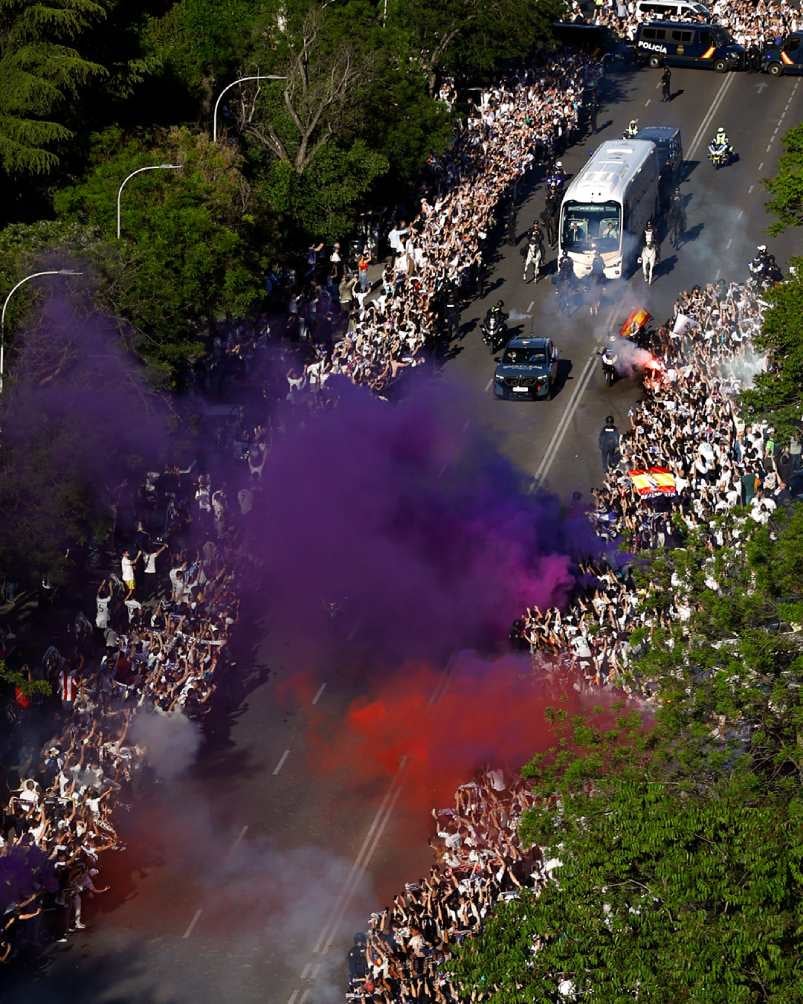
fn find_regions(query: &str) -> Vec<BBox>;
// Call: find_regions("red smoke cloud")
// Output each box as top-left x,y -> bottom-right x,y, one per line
303,654 -> 627,818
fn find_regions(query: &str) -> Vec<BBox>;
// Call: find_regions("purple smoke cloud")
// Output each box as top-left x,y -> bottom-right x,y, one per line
250,374 -> 599,665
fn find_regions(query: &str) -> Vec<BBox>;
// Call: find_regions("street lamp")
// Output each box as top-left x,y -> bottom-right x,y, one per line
0,269 -> 83,395
116,163 -> 183,240
212,75 -> 288,143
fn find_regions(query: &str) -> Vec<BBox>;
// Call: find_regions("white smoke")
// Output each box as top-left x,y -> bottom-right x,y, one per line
717,348 -> 767,389
130,709 -> 202,780
603,333 -> 657,377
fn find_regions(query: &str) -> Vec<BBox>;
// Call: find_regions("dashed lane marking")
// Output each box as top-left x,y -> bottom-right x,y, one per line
272,749 -> 290,775
182,908 -> 202,940
748,184 -> 754,194
312,682 -> 327,705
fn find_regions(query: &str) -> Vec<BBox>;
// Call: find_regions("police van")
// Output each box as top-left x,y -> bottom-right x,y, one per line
635,20 -> 744,71
762,32 -> 803,77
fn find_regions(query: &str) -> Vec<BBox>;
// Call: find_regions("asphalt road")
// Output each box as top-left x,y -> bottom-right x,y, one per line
7,65 -> 801,1004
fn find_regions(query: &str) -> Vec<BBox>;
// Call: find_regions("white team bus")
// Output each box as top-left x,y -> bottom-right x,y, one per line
558,139 -> 659,279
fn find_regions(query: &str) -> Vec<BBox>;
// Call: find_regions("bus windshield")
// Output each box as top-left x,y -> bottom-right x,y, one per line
562,201 -> 621,253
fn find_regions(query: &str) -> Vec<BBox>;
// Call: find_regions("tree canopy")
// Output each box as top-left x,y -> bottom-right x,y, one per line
449,508 -> 803,1003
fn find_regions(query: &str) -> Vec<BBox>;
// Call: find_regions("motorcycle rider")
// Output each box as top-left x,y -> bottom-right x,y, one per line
624,117 -> 639,140
748,244 -> 770,282
639,220 -> 660,286
522,223 -> 545,283
483,299 -> 507,349
667,187 -> 686,249
601,336 -> 618,385
708,126 -> 733,167
598,416 -> 620,470
546,160 -> 567,198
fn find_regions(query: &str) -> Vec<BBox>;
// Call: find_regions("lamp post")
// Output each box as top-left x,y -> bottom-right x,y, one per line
0,269 -> 83,395
116,164 -> 183,240
212,75 -> 288,143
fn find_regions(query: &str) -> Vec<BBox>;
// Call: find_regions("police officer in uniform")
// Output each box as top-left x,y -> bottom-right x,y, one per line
443,278 -> 460,338
660,66 -> 672,102
598,415 -> 620,471
541,192 -> 559,247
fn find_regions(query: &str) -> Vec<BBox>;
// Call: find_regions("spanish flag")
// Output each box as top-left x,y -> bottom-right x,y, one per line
628,467 -> 677,498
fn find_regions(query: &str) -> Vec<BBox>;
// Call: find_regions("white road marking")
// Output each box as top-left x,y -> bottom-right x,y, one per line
766,144 -> 772,152
484,376 -> 494,392
312,756 -> 409,955
310,964 -> 321,978
736,209 -> 743,219
182,908 -> 202,939
758,162 -> 764,172
299,991 -> 312,1003
644,98 -> 651,107
726,237 -> 733,249
229,825 -> 248,854
312,682 -> 327,705
272,749 -> 290,775
715,268 -> 722,280
287,992 -> 300,1004
300,963 -> 312,980
747,184 -> 754,194
527,299 -> 535,311
686,72 -> 737,161
531,348 -> 598,490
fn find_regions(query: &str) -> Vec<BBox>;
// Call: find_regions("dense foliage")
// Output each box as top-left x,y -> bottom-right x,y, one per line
0,0 -> 562,385
450,510 -> 803,1003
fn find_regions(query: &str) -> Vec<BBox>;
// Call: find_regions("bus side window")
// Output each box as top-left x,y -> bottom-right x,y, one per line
698,29 -> 711,47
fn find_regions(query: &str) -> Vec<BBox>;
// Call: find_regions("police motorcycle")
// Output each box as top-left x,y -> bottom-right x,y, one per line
748,245 -> 783,290
481,300 -> 509,353
600,336 -> 618,386
622,118 -> 639,141
553,252 -> 577,313
545,160 -> 567,201
708,127 -> 734,169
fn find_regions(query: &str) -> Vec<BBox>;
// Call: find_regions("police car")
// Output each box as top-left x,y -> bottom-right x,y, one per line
635,20 -> 744,71
762,32 -> 803,77
494,336 -> 559,400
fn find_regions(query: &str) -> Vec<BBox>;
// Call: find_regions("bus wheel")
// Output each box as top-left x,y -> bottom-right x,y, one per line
767,62 -> 783,77
649,55 -> 662,68
713,58 -> 728,72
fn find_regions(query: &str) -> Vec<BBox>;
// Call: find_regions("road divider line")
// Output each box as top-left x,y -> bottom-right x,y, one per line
321,779 -> 406,956
272,748 -> 291,775
300,963 -> 312,980
532,305 -> 617,488
312,756 -> 409,955
758,161 -> 764,171
312,682 -> 327,705
287,992 -> 300,1004
484,375 -> 494,392
686,72 -> 736,161
644,98 -> 651,107
182,908 -> 202,940
748,184 -> 754,194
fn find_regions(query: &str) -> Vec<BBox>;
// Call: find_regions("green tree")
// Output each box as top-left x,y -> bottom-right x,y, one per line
54,126 -> 266,384
765,122 -> 803,236
450,510 -> 803,1002
741,259 -> 803,440
0,0 -> 107,176
390,0 -> 564,93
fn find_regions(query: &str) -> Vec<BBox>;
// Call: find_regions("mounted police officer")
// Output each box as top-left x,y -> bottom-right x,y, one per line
522,222 -> 545,283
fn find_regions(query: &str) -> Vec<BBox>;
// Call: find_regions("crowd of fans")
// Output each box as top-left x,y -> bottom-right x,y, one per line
517,280 -> 795,694
0,445 -> 254,959
578,0 -> 800,48
286,52 -> 599,395
347,770 -> 549,1003
348,274 -> 799,999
